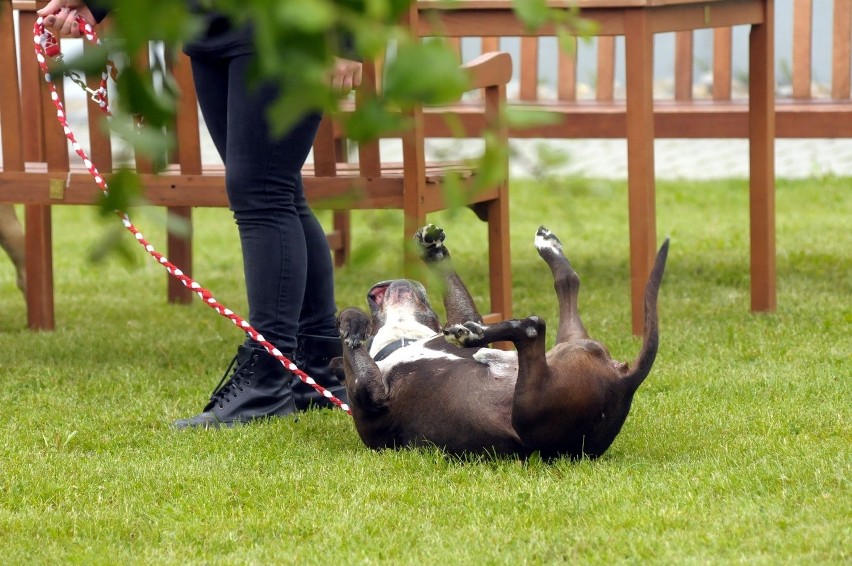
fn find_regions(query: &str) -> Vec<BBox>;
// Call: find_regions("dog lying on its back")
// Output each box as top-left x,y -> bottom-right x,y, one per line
335,224 -> 669,460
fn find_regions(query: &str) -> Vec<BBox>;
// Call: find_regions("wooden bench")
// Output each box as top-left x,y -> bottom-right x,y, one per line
0,2 -> 513,330
414,0 -> 851,334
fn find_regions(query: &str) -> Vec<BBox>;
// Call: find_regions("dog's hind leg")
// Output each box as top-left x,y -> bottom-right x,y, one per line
414,224 -> 482,326
444,318 -> 548,395
444,316 -> 553,443
535,226 -> 588,344
0,204 -> 26,293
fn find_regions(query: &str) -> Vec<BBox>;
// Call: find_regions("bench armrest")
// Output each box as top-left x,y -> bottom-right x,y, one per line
461,51 -> 513,90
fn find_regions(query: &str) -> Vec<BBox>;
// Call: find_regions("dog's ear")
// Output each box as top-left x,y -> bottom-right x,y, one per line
329,357 -> 345,381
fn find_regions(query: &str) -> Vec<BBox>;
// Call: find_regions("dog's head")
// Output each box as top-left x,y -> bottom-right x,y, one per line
367,279 -> 440,332
366,279 -> 441,357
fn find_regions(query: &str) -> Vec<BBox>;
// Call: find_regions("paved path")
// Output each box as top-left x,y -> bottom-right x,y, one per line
506,138 -> 852,180
419,137 -> 852,180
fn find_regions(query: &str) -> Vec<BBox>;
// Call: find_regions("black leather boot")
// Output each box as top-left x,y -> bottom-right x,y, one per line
173,343 -> 297,429
291,334 -> 348,411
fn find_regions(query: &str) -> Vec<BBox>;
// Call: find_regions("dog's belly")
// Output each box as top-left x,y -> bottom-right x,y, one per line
379,347 -> 529,456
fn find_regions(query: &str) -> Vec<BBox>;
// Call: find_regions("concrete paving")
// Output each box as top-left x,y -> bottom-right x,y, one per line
505,138 -> 852,180
411,136 -> 852,180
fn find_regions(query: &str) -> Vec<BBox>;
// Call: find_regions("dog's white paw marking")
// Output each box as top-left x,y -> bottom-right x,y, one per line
415,224 -> 448,260
443,321 -> 485,346
534,226 -> 563,255
344,333 -> 367,349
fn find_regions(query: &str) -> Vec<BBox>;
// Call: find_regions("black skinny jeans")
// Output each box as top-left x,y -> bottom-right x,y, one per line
190,54 -> 337,353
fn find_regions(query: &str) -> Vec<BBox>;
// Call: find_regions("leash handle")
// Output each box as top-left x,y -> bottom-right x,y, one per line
36,15 -> 111,107
37,12 -> 93,57
43,30 -> 61,57
32,17 -> 352,415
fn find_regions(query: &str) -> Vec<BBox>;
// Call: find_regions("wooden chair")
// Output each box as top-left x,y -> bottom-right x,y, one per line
0,1 -> 513,329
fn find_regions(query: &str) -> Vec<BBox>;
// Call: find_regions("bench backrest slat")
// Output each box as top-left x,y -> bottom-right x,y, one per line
597,36 -> 615,102
793,0 -> 813,99
355,60 -> 383,178
42,77 -> 71,172
85,42 -> 113,172
674,31 -> 693,101
834,0 -> 852,99
557,36 -> 577,101
520,37 -> 539,101
713,27 -> 733,101
0,4 -> 24,171
173,52 -> 203,176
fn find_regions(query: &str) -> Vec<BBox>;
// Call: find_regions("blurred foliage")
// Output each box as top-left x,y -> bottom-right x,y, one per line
43,0 -> 592,258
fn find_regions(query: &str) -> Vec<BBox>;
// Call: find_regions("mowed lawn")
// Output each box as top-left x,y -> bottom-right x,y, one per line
0,174 -> 849,564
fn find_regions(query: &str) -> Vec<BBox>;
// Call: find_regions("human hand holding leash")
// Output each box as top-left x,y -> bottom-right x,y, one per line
37,0 -> 95,38
330,57 -> 362,94
38,2 -> 361,95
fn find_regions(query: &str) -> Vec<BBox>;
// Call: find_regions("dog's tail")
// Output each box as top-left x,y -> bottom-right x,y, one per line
623,238 -> 669,394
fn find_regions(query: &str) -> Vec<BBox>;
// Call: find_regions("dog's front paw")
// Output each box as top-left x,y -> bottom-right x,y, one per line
337,307 -> 372,349
413,224 -> 449,263
443,321 -> 486,347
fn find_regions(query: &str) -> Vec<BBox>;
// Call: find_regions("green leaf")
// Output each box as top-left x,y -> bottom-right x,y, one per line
512,0 -> 550,30
114,67 -> 176,129
339,96 -> 410,142
108,120 -> 174,173
505,107 -> 565,129
98,168 -> 145,216
47,43 -> 109,76
383,41 -> 469,107
274,0 -> 335,32
111,0 -> 203,53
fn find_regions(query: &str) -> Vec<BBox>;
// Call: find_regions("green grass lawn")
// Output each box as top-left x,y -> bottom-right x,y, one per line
0,174 -> 849,564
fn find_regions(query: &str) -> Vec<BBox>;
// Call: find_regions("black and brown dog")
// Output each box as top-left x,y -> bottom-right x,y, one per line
335,224 -> 669,460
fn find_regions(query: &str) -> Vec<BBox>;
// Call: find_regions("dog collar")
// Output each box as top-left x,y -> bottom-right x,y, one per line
373,338 -> 419,362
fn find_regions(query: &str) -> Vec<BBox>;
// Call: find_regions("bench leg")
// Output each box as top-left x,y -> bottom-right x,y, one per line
332,211 -> 351,267
486,194 -> 512,324
24,204 -> 55,330
749,0 -> 776,312
624,10 -> 657,337
167,206 -> 193,304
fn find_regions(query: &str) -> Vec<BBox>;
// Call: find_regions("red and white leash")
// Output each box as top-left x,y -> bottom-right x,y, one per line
33,16 -> 351,415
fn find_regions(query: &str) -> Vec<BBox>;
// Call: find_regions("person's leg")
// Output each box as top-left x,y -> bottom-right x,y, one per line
223,102 -> 331,352
193,54 -> 337,343
175,54 -> 342,428
218,58 -> 342,408
220,57 -> 342,410
294,180 -> 338,339
188,57 -> 228,162
285,172 -> 346,410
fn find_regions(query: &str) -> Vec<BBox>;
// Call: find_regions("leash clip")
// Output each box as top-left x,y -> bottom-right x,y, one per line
65,68 -> 108,105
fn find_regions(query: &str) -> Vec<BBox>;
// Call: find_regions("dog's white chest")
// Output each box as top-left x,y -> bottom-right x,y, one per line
375,341 -> 517,380
375,340 -> 462,371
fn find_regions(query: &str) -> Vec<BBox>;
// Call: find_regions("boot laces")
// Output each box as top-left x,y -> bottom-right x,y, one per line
209,354 -> 256,408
